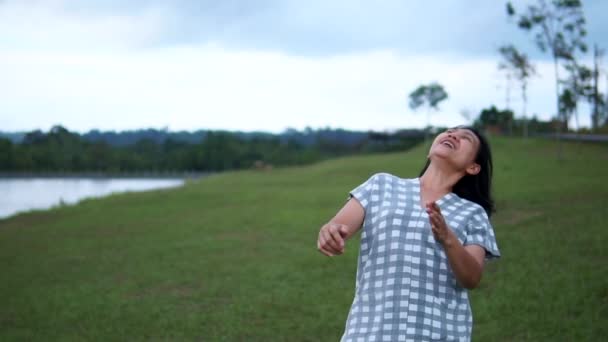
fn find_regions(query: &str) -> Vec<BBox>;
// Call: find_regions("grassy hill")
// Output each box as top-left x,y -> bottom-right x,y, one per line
1,137 -> 607,341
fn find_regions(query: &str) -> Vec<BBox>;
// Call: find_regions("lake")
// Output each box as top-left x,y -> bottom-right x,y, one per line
0,178 -> 185,219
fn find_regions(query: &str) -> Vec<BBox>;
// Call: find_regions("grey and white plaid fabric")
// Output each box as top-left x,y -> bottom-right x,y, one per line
341,173 -> 500,342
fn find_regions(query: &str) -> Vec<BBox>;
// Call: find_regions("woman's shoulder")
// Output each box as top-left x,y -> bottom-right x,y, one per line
368,172 -> 417,184
452,195 -> 489,219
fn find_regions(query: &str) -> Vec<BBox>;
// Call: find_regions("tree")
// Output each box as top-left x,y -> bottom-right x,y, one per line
558,88 -> 577,131
605,73 -> 608,126
474,106 -> 515,133
408,82 -> 448,136
507,0 -> 587,154
498,45 -> 536,137
591,44 -> 606,131
0,138 -> 13,170
560,62 -> 593,131
497,50 -> 514,114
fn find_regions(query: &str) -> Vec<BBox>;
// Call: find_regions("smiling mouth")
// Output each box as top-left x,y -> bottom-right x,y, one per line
440,140 -> 456,149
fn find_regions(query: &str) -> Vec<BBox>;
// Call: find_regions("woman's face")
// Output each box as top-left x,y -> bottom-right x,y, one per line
429,127 -> 481,174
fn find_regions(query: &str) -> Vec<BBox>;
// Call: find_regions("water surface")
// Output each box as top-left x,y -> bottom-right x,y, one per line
0,178 -> 184,219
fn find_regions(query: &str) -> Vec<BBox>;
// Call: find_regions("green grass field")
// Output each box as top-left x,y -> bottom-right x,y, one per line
1,137 -> 607,341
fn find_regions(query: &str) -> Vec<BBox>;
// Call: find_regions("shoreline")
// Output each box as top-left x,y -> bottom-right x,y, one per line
0,171 -> 213,179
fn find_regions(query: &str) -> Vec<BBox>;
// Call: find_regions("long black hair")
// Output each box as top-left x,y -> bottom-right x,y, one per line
418,126 -> 495,217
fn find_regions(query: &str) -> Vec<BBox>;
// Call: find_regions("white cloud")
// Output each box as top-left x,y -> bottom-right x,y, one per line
0,0 -> 167,51
0,0 -> 602,133
2,44 -> 582,133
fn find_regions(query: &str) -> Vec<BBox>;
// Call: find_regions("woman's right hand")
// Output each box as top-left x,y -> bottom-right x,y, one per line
317,223 -> 350,256
317,197 -> 365,257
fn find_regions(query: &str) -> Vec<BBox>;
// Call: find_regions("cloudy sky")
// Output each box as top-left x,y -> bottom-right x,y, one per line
1,0 -> 607,133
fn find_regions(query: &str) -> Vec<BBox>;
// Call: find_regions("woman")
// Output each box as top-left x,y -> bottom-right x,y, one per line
317,126 -> 500,342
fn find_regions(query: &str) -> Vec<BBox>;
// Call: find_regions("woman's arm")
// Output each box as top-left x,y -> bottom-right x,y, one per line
426,202 -> 486,289
440,240 -> 485,289
317,197 -> 365,257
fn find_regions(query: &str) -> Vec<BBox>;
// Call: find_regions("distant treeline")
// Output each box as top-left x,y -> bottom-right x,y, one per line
0,126 -> 426,173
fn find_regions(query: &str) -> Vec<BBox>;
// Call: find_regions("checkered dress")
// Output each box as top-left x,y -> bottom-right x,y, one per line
340,173 -> 500,342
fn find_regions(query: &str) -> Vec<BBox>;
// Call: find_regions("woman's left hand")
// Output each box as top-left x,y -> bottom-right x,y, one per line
426,202 -> 456,246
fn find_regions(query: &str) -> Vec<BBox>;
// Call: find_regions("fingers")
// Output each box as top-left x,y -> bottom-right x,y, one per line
425,201 -> 442,214
428,213 -> 443,242
425,202 -> 435,216
429,211 -> 442,228
429,215 -> 439,234
425,202 -> 444,223
317,238 -> 334,256
328,225 -> 345,250
321,229 -> 341,255
317,224 -> 345,256
427,205 -> 454,245
426,203 -> 446,237
432,201 -> 441,212
324,229 -> 343,254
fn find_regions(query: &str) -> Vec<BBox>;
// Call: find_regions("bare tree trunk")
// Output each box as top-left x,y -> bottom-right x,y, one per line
553,55 -> 563,160
506,74 -> 513,136
592,44 -> 601,131
606,74 -> 608,126
506,73 -> 512,111
522,82 -> 528,138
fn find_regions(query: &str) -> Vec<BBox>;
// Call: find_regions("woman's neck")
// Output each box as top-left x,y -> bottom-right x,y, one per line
419,161 -> 463,195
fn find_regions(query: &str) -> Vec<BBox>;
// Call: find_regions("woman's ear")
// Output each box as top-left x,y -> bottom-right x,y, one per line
466,163 -> 481,176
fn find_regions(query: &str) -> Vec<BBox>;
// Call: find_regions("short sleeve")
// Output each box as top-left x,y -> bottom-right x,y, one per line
464,206 -> 501,260
347,173 -> 380,212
